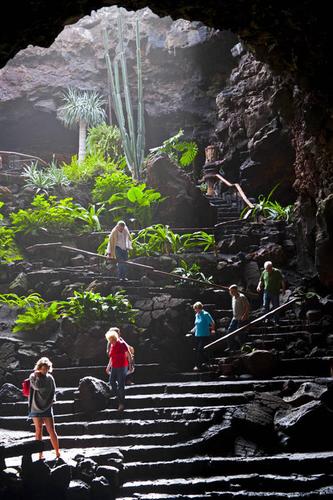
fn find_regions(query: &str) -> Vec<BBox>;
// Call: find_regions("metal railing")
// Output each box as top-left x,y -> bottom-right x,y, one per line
204,298 -> 298,352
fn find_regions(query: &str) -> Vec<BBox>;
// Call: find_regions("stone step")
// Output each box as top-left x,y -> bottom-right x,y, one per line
121,452 -> 333,480
0,406 -> 230,429
120,474 -> 333,497
53,418 -> 212,437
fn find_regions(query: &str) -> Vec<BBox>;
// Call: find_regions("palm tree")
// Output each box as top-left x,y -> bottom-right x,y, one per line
58,88 -> 106,163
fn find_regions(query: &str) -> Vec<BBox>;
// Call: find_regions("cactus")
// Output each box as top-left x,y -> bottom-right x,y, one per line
103,14 -> 145,181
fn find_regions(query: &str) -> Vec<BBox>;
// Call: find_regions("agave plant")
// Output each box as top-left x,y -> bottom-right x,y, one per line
241,184 -> 294,222
22,162 -> 55,194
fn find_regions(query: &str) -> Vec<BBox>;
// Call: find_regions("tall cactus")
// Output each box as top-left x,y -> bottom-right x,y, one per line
103,14 -> 145,181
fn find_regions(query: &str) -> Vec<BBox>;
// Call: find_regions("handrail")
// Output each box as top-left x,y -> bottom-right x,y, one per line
214,173 -> 254,209
204,298 -> 298,351
60,245 -> 229,290
0,150 -> 48,166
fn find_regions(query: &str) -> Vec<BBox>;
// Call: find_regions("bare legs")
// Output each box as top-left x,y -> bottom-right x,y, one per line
32,416 -> 60,459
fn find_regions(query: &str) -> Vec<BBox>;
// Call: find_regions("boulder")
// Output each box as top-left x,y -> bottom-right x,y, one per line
283,382 -> 328,407
274,400 -> 333,450
49,462 -> 72,490
241,350 -> 278,378
0,383 -> 24,403
67,480 -> 91,500
78,377 -> 112,413
91,476 -> 112,500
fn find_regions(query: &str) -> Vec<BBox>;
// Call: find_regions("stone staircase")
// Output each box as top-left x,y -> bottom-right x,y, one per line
2,363 -> 333,498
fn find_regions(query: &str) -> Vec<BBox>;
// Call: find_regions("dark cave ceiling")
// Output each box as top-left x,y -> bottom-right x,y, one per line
1,1 -> 331,103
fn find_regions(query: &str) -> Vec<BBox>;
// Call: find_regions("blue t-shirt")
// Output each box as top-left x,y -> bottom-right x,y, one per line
194,310 -> 213,337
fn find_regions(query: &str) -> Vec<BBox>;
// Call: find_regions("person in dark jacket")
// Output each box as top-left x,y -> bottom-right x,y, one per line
29,357 -> 60,459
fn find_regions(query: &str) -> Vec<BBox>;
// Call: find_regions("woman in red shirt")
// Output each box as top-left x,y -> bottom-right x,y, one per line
105,329 -> 131,411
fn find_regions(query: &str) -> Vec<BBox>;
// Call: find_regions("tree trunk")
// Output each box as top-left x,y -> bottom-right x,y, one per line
78,119 -> 87,163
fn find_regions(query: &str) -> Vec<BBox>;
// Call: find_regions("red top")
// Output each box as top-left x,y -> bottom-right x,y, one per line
109,339 -> 129,368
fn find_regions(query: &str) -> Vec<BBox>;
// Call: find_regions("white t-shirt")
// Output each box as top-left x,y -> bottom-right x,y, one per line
116,230 -> 127,250
232,293 -> 249,320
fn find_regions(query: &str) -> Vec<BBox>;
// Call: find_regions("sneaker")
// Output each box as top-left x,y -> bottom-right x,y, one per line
193,366 -> 199,371
118,403 -> 125,411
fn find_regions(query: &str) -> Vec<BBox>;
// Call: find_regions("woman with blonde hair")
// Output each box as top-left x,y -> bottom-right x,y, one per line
106,220 -> 132,280
105,328 -> 132,411
28,357 -> 60,459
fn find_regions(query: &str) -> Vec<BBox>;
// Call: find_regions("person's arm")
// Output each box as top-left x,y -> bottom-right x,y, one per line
241,298 -> 250,321
29,371 -> 43,390
257,272 -> 264,293
281,277 -> 286,294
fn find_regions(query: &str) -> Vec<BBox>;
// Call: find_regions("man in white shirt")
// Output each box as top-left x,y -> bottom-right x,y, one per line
227,284 -> 250,346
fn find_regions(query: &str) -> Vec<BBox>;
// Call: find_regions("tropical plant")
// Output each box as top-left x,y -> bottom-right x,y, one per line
0,292 -> 44,309
108,184 -> 164,227
87,123 -> 124,161
58,88 -> 106,163
10,194 -> 104,235
22,162 -> 55,194
59,290 -> 137,324
103,14 -> 145,180
240,184 -> 294,222
92,171 -> 134,203
172,259 -> 213,286
61,152 -> 119,184
131,225 -> 216,256
47,159 -> 71,188
148,129 -> 198,168
0,225 -> 22,263
13,302 -> 60,332
181,231 -> 215,252
74,204 -> 105,232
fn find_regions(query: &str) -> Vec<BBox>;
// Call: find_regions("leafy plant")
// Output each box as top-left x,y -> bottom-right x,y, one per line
58,88 -> 106,163
59,290 -> 137,324
22,162 -> 56,194
241,184 -> 294,222
61,152 -> 121,184
148,129 -> 198,168
87,123 -> 124,161
0,226 -> 22,263
172,259 -> 213,287
10,194 -> 105,235
0,292 -> 44,309
13,302 -> 60,332
47,159 -> 71,188
181,231 -> 215,252
108,184 -> 164,227
92,171 -> 134,203
131,225 -> 215,256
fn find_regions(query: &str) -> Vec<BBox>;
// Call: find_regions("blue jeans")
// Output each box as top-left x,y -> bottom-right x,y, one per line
263,291 -> 280,320
109,366 -> 128,404
227,318 -> 249,347
115,246 -> 128,279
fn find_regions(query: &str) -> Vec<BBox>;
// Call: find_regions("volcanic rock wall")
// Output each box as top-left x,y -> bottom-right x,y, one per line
0,6 -> 237,160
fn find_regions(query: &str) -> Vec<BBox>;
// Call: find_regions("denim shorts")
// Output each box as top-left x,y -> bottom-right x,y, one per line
28,407 -> 54,418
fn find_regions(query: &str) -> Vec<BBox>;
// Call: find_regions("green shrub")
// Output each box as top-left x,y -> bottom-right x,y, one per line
241,185 -> 294,222
148,129 -> 198,168
0,292 -> 44,309
131,225 -> 215,256
59,290 -> 137,324
62,152 -> 124,184
92,171 -> 134,203
0,226 -> 22,263
108,184 -> 164,227
10,195 -> 104,235
87,123 -> 124,161
172,259 -> 213,286
13,302 -> 60,332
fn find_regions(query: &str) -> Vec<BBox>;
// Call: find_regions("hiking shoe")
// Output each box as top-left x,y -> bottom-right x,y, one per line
193,366 -> 199,371
118,404 -> 125,411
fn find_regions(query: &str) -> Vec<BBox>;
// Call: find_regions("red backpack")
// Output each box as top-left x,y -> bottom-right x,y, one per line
22,378 -> 30,397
